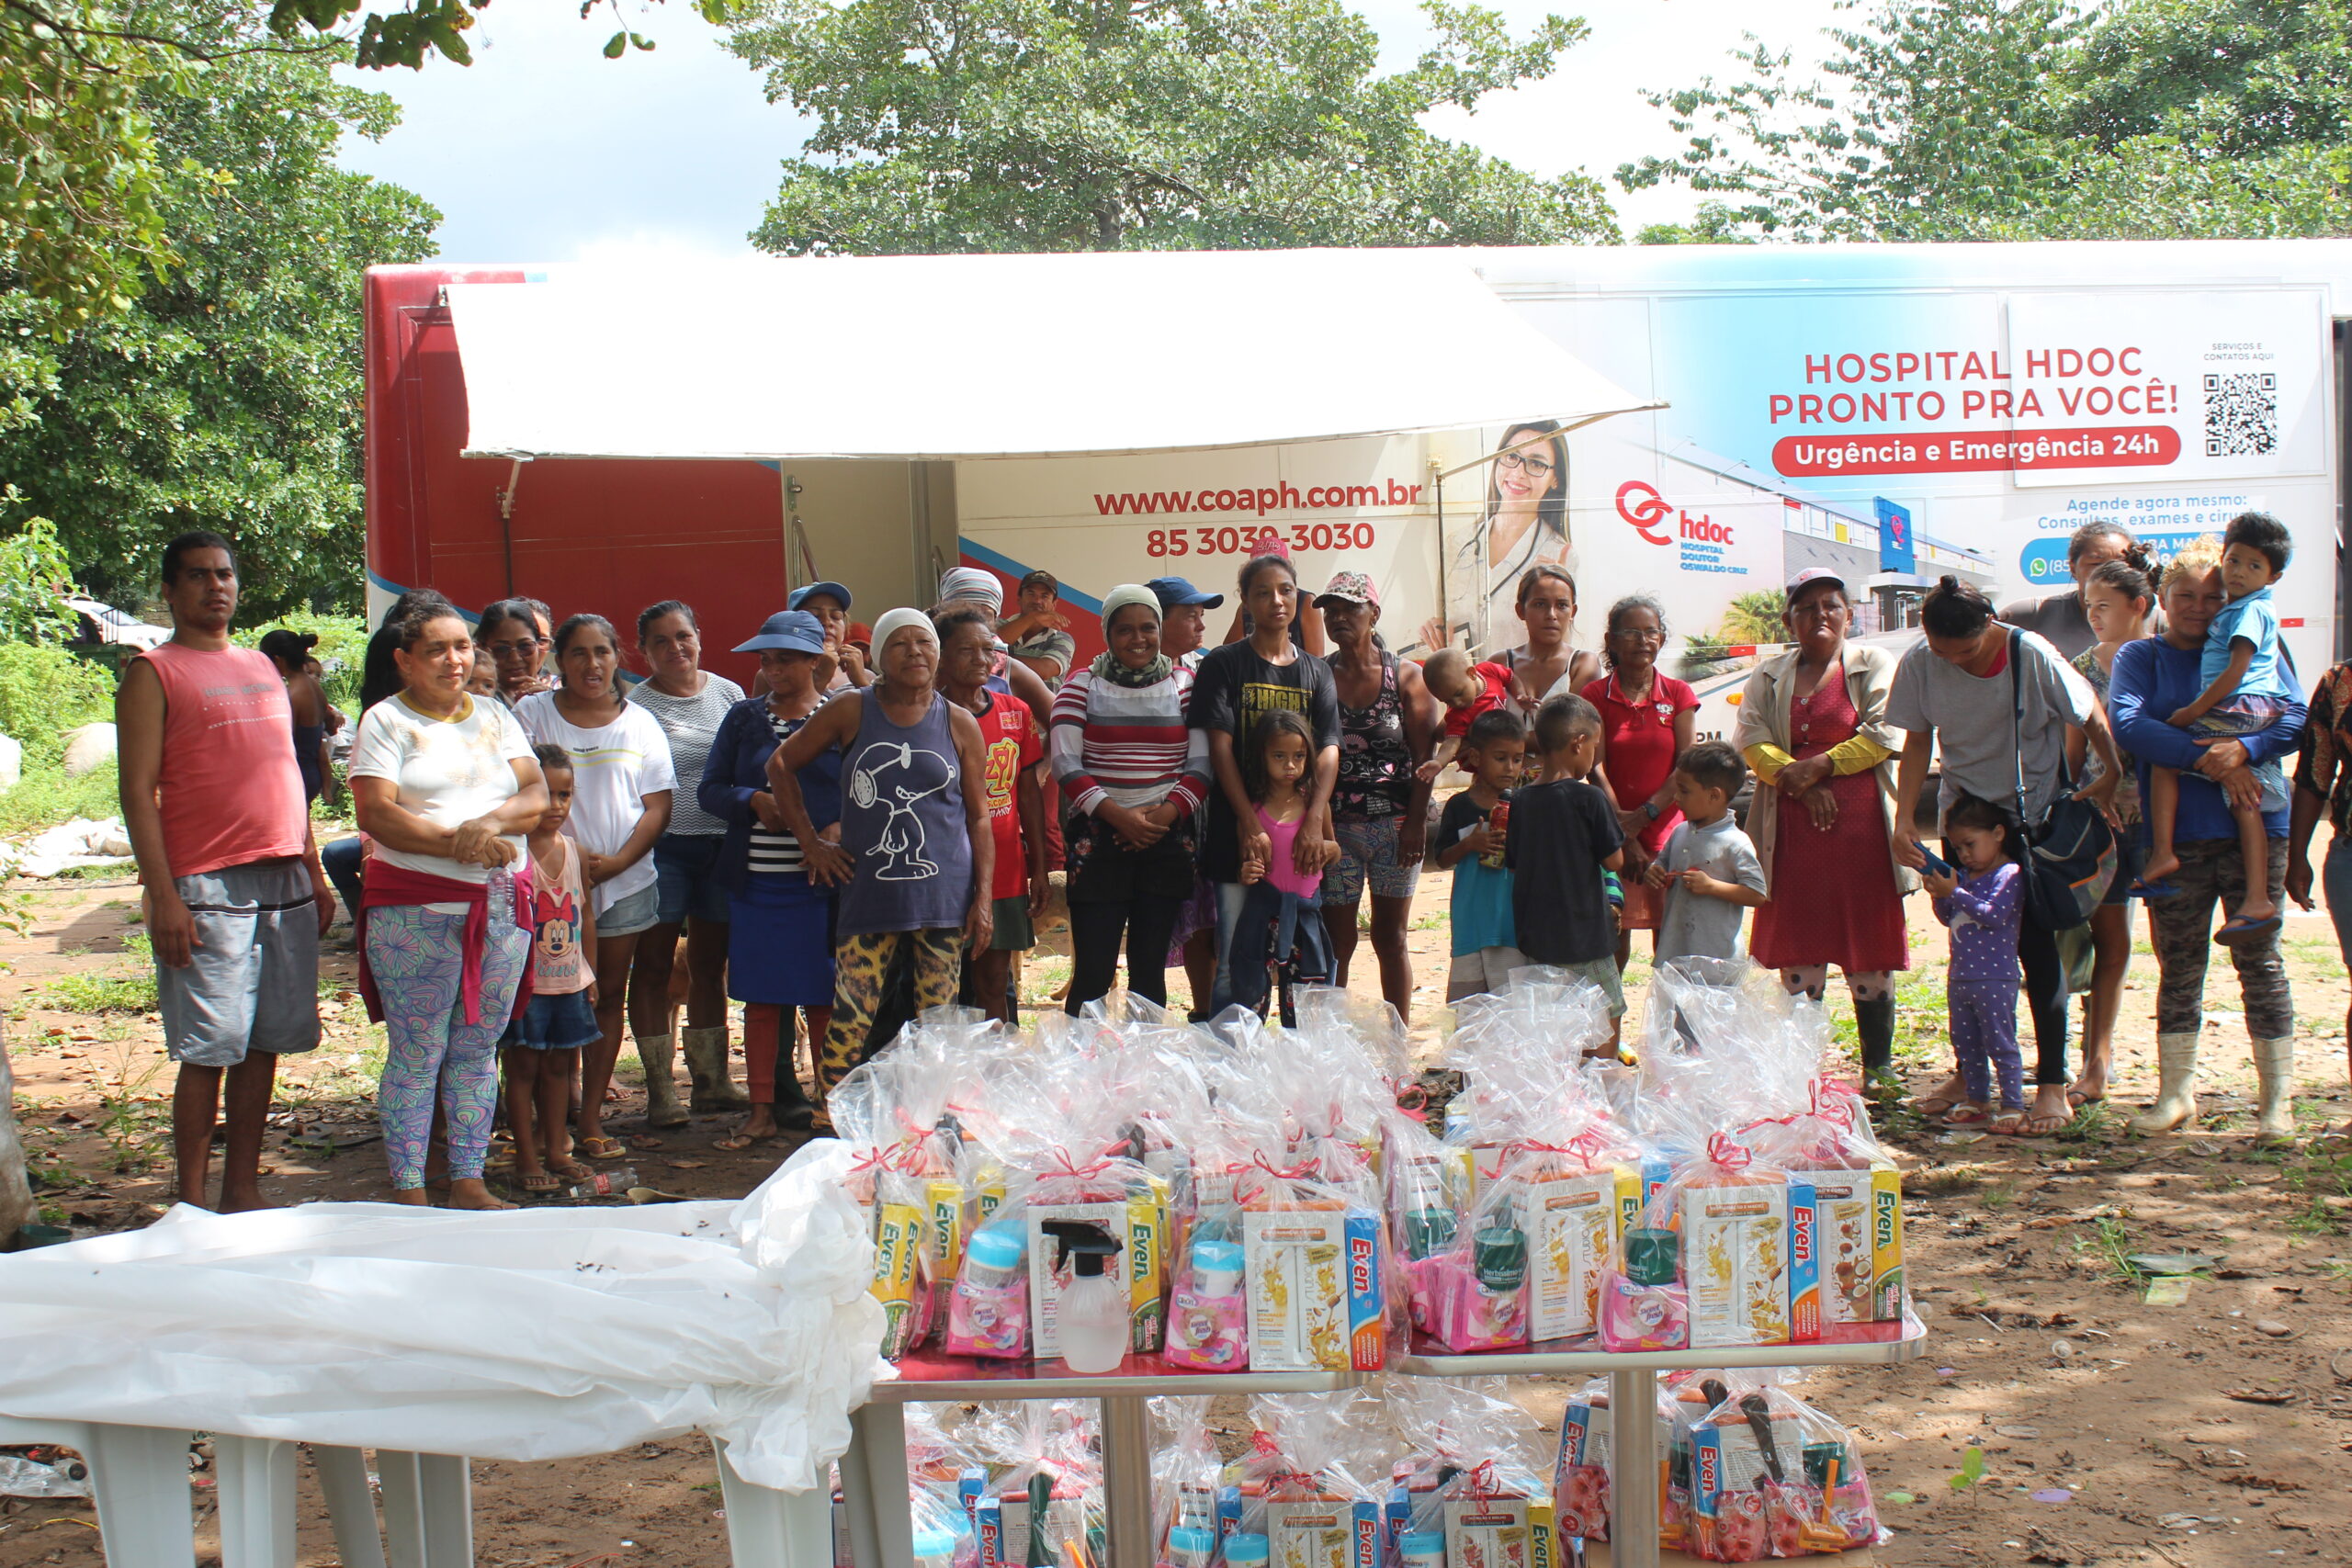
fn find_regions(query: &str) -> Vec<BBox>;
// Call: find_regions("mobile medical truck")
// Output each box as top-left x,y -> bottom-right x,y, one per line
366,241 -> 2350,736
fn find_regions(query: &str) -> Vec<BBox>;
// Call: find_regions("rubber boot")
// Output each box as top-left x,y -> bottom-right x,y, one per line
638,1032 -> 688,1129
684,1025 -> 750,1114
2251,1034 -> 2299,1145
2129,1032 -> 2201,1134
1853,995 -> 1898,1092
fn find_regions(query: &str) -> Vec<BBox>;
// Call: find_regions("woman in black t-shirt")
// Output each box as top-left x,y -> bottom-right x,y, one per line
1187,555 -> 1342,1011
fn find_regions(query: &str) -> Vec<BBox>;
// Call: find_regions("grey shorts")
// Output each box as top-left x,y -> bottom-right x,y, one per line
1446,945 -> 1529,1003
598,880 -> 662,939
158,859 -> 322,1067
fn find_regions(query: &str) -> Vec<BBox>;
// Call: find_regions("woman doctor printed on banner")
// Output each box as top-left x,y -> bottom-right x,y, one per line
1426,421 -> 1571,653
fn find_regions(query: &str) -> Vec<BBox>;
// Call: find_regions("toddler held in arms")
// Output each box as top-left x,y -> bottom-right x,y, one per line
2138,511 -> 2293,942
1417,648 -> 1523,782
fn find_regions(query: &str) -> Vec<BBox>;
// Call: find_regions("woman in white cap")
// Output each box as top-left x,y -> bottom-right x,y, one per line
1733,569 -> 1913,1089
766,606 -> 992,1130
1052,585 -> 1212,1011
698,609 -> 839,1142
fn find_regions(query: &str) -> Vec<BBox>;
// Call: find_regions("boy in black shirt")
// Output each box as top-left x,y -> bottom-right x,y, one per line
1504,693 -> 1626,1044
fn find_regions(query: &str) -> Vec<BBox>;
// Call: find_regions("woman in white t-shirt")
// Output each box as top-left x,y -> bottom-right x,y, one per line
348,592 -> 547,1208
514,615 -> 674,1161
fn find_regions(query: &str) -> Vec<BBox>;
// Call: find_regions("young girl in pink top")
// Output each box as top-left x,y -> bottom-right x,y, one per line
1216,709 -> 1340,1013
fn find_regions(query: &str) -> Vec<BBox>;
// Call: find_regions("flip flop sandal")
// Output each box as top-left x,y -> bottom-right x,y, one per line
519,1172 -> 560,1192
2066,1088 -> 2107,1109
626,1134 -> 667,1151
2126,877 -> 2180,899
1941,1104 -> 1994,1129
575,1135 -> 627,1161
1914,1094 -> 1962,1118
714,1132 -> 773,1152
2015,1112 -> 2071,1137
2215,913 -> 2282,946
1987,1110 -> 2031,1136
547,1159 -> 591,1183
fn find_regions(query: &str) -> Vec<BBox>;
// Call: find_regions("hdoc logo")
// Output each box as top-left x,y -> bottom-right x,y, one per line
1616,481 -> 1735,547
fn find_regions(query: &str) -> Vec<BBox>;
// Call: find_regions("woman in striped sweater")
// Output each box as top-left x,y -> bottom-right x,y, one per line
1052,584 -> 1213,1011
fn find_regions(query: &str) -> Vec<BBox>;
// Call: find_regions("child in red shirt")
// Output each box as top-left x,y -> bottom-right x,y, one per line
1418,649 -> 1524,782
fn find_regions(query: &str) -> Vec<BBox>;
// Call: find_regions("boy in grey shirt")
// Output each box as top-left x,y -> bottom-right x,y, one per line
1646,740 -> 1769,961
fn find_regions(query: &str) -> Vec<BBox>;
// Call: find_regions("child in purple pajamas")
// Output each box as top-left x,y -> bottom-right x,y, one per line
1925,794 -> 2028,1134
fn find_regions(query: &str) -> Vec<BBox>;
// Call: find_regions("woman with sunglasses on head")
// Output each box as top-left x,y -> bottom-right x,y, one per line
474,599 -> 555,709
1583,594 -> 1698,970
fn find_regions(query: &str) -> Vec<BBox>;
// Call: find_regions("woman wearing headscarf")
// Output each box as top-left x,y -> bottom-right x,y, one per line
768,607 -> 993,1130
1052,585 -> 1212,1011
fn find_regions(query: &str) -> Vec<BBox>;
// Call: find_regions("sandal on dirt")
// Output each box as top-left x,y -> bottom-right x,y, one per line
626,1134 -> 667,1151
714,1131 -> 774,1152
1986,1109 -> 2031,1136
2215,912 -> 2282,946
2015,1111 -> 2071,1136
546,1157 -> 591,1183
575,1135 -> 627,1161
2066,1087 -> 2107,1109
519,1171 -> 560,1192
1941,1103 -> 1994,1128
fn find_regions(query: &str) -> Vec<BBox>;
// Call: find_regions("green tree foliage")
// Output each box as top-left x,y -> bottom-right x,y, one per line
729,0 -> 1621,254
1618,0 -> 2352,241
0,3 -> 439,619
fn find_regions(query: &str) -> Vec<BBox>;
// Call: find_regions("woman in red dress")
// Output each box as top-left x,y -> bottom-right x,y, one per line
1583,595 -> 1698,970
1733,570 -> 1914,1086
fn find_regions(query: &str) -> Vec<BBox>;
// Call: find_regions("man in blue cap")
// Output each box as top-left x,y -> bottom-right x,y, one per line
788,581 -> 865,689
1147,576 -> 1224,671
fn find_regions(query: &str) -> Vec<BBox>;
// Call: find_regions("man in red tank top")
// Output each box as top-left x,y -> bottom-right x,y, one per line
117,533 -> 333,1213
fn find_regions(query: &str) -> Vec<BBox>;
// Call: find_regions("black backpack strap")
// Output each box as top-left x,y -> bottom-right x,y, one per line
2008,626 -> 2030,837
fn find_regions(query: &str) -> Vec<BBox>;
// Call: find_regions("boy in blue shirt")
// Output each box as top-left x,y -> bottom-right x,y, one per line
1433,710 -> 1527,1001
2141,511 -> 2293,941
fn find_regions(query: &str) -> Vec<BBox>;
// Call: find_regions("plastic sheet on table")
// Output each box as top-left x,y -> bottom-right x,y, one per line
0,1143 -> 884,1491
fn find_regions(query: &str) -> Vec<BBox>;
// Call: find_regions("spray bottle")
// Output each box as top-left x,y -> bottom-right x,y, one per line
1041,1221 -> 1127,1373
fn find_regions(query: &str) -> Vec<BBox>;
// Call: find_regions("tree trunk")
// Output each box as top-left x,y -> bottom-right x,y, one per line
0,1024 -> 33,1244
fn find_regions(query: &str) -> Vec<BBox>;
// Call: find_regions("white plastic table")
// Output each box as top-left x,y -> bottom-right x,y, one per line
1388,1316 -> 1929,1568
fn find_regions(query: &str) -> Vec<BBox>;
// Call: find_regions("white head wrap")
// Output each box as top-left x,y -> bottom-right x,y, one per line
870,607 -> 940,660
1098,584 -> 1162,632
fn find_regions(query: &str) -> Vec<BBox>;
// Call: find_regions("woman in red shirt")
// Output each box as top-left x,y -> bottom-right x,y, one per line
1582,594 -> 1698,969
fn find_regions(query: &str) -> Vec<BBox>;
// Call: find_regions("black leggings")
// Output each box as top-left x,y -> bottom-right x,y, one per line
1066,896 -> 1184,1013
2018,906 -> 2069,1086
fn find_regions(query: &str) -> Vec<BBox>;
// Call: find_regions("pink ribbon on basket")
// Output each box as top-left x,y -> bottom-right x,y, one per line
1705,1132 -> 1754,1173
1809,1077 -> 1860,1130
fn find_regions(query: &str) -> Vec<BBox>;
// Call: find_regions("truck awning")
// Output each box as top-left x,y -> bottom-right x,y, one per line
443,250 -> 1660,462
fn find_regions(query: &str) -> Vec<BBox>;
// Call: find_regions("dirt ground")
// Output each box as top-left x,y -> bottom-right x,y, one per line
1,859 -> 2347,1568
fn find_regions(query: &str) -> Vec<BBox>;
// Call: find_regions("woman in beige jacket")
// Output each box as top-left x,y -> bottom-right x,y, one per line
1733,569 -> 1916,1087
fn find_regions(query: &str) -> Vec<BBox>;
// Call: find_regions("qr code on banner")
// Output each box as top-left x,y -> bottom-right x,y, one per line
2204,372 -> 2278,457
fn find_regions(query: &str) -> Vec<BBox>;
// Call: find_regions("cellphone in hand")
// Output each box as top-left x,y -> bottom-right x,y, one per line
1913,840 -> 1954,879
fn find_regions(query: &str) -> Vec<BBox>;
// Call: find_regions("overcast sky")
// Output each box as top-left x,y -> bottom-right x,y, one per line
334,0 -> 1849,265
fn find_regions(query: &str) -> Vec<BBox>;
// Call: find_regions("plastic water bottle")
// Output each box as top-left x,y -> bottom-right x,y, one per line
564,1167 -> 637,1200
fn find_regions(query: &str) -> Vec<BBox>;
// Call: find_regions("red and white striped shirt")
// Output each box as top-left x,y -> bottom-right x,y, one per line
1051,663 -> 1210,818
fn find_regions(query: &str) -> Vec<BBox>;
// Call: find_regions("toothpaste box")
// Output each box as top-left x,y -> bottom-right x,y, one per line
1684,1179 -> 1792,1349
1614,1167 -> 1644,1238
1525,1172 -> 1617,1342
1872,1169 -> 1905,1323
1788,1182 -> 1821,1345
870,1201 -> 927,1359
1243,1207 -> 1385,1371
1528,1501 -> 1557,1568
1264,1497 -> 1380,1568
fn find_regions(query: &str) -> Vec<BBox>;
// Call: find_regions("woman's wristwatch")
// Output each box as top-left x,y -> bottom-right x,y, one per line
1641,800 -> 1662,821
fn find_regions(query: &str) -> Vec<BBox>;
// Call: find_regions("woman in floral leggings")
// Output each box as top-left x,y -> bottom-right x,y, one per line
348,592 -> 548,1206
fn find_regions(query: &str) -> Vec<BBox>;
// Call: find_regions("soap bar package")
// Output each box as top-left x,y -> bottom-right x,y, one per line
1243,1208 -> 1385,1372
1781,1165 -> 1902,1325
1683,1180 -> 1791,1349
1524,1172 -> 1616,1343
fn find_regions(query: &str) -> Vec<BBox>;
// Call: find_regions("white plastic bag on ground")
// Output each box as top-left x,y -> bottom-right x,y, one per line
0,815 -> 134,878
0,1140 -> 884,1492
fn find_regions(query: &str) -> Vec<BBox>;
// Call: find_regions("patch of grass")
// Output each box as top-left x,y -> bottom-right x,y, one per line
2073,1213 -> 2143,1285
0,755 -> 121,836
1980,1179 -> 2019,1211
93,1028 -> 168,1174
2055,1101 -> 2112,1144
43,931 -> 157,1013
1909,1164 -> 1984,1198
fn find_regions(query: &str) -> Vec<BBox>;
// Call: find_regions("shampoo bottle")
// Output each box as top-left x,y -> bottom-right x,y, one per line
1042,1221 -> 1127,1373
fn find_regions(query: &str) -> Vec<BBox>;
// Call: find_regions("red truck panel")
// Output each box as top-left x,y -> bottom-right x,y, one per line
365,265 -> 791,687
